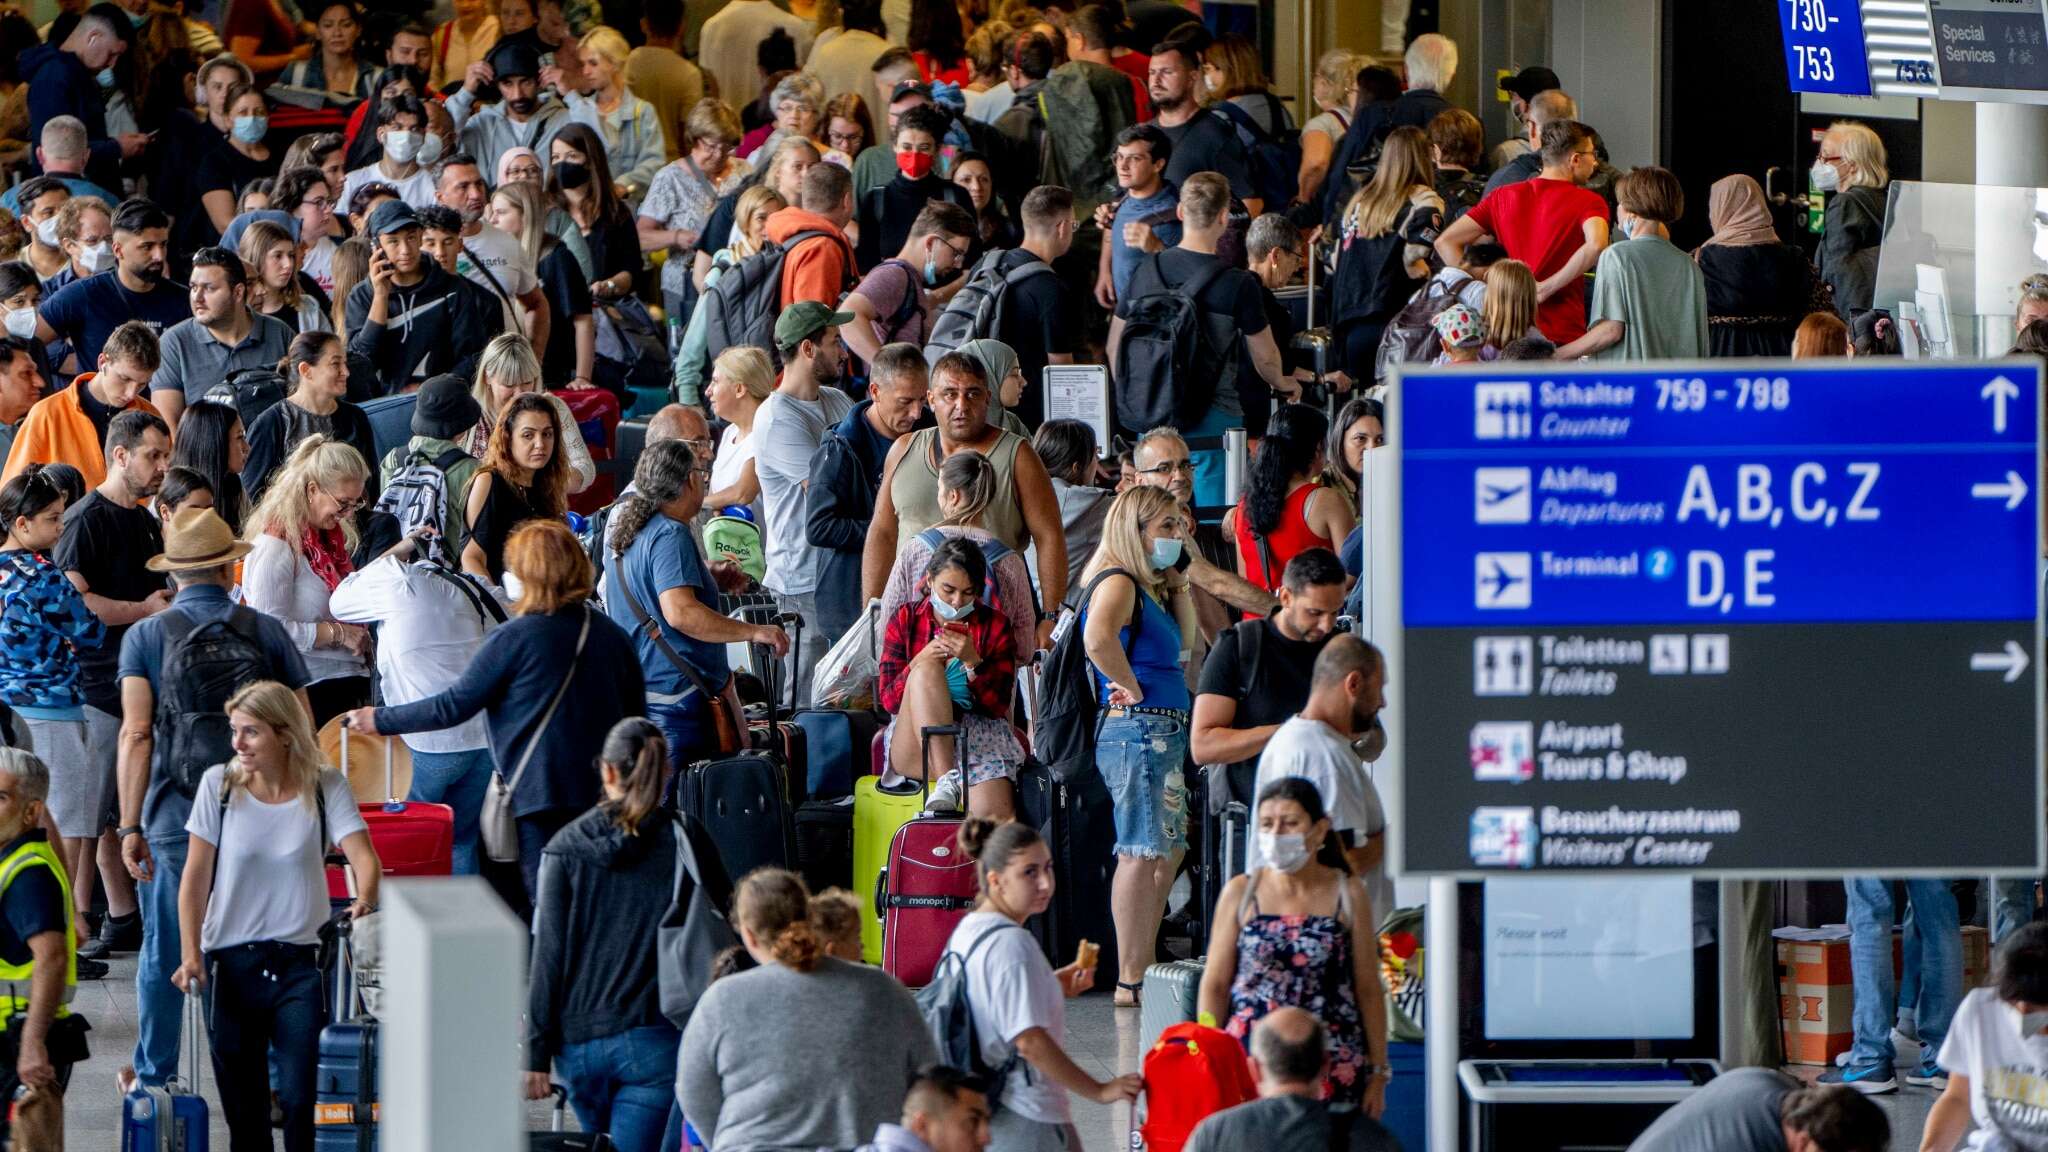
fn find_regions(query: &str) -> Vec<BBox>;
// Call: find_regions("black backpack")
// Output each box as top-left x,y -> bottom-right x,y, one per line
699,229 -> 842,368
1113,254 -> 1228,434
1329,202 -> 1443,350
202,366 -> 290,427
923,249 -> 1056,369
1214,98 -> 1301,210
1034,568 -> 1141,782
154,608 -> 274,795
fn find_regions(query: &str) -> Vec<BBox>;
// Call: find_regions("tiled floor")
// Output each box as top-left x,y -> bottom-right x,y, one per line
67,954 -> 1943,1151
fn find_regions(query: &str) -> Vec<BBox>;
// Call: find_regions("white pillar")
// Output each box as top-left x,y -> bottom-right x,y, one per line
1976,104 -> 2048,347
381,878 -> 528,1152
1977,102 -> 2048,188
1427,875 -> 1459,1152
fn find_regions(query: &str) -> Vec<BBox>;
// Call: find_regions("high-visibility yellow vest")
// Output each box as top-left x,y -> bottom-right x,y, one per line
0,837 -> 74,1027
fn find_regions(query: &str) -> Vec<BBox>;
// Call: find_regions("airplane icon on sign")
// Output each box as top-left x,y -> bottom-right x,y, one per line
1475,552 -> 1531,609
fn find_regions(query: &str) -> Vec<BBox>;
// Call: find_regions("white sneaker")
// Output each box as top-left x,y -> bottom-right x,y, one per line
924,772 -> 963,814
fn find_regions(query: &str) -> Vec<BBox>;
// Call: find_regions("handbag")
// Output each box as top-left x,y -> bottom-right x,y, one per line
479,606 -> 591,864
657,810 -> 739,1030
614,565 -> 742,757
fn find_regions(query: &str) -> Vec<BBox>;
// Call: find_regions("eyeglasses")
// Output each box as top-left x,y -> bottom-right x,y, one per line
939,237 -> 968,262
685,436 -> 715,454
1138,460 -> 1195,476
828,130 -> 863,149
324,488 -> 366,514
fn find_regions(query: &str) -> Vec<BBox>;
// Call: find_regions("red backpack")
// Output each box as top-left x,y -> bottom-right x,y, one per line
1137,1023 -> 1259,1152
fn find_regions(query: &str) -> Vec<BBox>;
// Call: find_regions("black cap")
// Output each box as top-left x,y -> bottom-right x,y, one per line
1499,65 -> 1561,100
889,80 -> 933,105
367,198 -> 420,236
488,41 -> 542,81
412,374 -> 482,439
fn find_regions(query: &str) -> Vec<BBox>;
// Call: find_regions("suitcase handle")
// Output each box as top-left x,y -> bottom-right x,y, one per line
874,865 -> 887,921
918,725 -> 962,802
549,1084 -> 569,1131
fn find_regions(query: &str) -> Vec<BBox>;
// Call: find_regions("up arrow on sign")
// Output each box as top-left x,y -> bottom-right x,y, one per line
1983,375 -> 2020,434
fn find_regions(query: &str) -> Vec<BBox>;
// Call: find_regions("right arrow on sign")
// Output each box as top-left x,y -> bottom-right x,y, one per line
1971,641 -> 2031,683
1972,471 -> 2030,511
1983,376 -> 2020,434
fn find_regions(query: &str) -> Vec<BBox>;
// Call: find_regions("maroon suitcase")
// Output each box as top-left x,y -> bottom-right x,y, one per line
327,724 -> 454,899
879,725 -> 978,988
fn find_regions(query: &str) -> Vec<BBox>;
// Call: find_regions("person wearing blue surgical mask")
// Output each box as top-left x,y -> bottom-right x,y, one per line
1918,920 -> 2048,1151
1079,483 -> 1196,1008
195,84 -> 278,237
838,200 -> 977,372
876,535 -> 1024,823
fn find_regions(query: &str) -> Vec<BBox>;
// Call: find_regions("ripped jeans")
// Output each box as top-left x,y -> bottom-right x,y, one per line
1096,712 -> 1189,858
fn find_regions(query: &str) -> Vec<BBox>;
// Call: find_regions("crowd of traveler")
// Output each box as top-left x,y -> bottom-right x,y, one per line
0,0 -> 1999,1150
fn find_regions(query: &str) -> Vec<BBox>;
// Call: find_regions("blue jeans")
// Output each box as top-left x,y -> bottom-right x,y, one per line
134,833 -> 189,1086
405,746 -> 494,876
1095,712 -> 1189,859
647,697 -> 719,780
1845,877 -> 1960,1069
1996,877 -> 2041,943
553,1025 -> 683,1152
1898,899 -> 1920,1016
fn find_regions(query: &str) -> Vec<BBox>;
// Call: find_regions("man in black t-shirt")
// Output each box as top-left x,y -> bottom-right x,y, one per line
989,184 -> 1080,428
1143,43 -> 1255,208
1192,546 -> 1348,805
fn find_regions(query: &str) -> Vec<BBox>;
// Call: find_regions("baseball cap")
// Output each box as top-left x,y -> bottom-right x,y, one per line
367,199 -> 421,236
1499,66 -> 1562,100
775,300 -> 855,352
890,80 -> 933,105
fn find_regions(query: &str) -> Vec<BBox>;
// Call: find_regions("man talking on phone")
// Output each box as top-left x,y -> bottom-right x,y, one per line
344,199 -> 498,397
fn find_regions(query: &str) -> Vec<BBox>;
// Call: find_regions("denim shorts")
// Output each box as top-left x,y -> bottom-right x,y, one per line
1095,712 -> 1189,859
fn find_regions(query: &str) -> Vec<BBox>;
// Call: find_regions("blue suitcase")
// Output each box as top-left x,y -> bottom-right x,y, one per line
314,912 -> 377,1151
790,708 -> 882,799
123,992 -> 209,1151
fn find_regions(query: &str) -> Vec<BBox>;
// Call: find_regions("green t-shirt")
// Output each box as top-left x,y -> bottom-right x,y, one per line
1589,234 -> 1710,361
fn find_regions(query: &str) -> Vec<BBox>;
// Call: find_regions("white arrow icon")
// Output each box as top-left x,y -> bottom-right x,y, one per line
1984,376 -> 2020,434
1971,640 -> 2031,683
1972,471 -> 2030,510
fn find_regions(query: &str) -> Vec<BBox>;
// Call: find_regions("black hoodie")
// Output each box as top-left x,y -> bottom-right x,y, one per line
344,261 -> 499,396
526,805 -> 677,1068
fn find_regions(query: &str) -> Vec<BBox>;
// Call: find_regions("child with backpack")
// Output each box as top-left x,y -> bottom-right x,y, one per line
936,817 -> 1141,1150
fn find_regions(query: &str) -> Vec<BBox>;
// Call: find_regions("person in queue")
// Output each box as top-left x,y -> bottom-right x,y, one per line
524,718 -> 687,1152
840,200 -> 978,369
702,344 -> 770,522
240,330 -> 378,504
463,391 -> 571,589
852,1066 -> 994,1152
1225,406 -> 1353,593
1129,426 -> 1275,624
1026,419 -> 1112,597
0,747 -> 89,1145
1327,126 -> 1442,381
1186,1008 -> 1398,1152
605,440 -> 788,773
865,353 -> 1066,647
44,195 -> 113,301
1812,120 -> 1888,324
238,218 -> 333,336
448,41 -> 571,185
173,679 -> 380,1152
680,869 -> 940,1151
31,197 -> 187,400
342,520 -> 644,902
878,536 -> 1024,820
0,468 -> 104,958
1198,772 -> 1386,1116
1081,484 -> 1197,1006
115,507 -> 313,1094
1321,398 -> 1383,511
943,817 -> 1142,1148
1696,174 -> 1816,359
344,198 -> 496,395
809,343 -> 928,642
240,436 -> 376,728
460,333 -> 597,497
879,451 -> 1040,675
330,521 -> 506,876
13,176 -> 74,285
1554,166 -> 1707,361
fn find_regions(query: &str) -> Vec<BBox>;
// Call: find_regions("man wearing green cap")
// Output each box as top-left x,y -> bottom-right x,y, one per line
753,301 -> 856,706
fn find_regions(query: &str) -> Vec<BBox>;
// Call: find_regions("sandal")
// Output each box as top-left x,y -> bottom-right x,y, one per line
1114,980 -> 1143,1008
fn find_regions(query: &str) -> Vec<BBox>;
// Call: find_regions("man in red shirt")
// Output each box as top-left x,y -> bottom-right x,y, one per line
1435,120 -> 1609,344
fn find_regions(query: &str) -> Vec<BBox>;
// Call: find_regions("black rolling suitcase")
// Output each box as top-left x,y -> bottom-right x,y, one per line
672,749 -> 792,883
1041,769 -> 1119,988
793,795 -> 855,893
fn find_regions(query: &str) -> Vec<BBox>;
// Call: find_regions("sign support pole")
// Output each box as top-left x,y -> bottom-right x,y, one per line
1718,879 -> 1741,1068
1428,875 -> 1459,1152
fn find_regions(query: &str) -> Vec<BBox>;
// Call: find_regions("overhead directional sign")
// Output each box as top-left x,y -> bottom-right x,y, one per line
1374,361 -> 2043,876
1778,0 -> 1872,96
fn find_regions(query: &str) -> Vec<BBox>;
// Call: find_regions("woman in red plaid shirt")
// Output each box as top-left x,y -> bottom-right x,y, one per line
878,536 -> 1024,820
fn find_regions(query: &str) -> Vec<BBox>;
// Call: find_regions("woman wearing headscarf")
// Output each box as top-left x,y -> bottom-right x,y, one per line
956,338 -> 1030,440
1694,174 -> 1818,358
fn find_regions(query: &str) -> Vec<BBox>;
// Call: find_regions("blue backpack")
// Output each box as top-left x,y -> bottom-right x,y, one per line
1213,97 -> 1301,210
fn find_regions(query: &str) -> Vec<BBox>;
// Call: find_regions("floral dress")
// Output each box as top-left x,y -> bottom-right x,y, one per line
1225,870 -> 1367,1103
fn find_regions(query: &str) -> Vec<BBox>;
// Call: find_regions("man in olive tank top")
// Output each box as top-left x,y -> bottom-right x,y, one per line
863,351 -> 1068,649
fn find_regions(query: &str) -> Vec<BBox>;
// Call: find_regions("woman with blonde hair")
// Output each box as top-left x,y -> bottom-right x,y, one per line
327,237 -> 371,339
702,345 -> 772,518
461,332 -> 596,494
692,137 -> 817,293
243,435 -> 376,725
673,185 -> 788,403
174,679 -> 380,1150
639,98 -> 750,320
1080,484 -> 1198,1006
679,869 -> 938,1151
238,219 -> 330,334
564,26 -> 666,203
464,392 -> 571,587
1332,124 -> 1442,380
488,180 -> 597,394
1476,258 -> 1540,361
343,521 -> 645,901
1814,120 -> 1889,320
241,330 -> 377,504
1297,49 -> 1362,207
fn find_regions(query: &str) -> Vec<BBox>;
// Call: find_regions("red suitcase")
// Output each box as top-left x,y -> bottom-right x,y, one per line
327,726 -> 455,899
879,726 -> 978,988
552,386 -> 621,516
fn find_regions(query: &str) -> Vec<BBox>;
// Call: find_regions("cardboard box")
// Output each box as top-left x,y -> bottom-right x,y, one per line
1891,924 -> 1992,990
1779,935 -> 1853,1066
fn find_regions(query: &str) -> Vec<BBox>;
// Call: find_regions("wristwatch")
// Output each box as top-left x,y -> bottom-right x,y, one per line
1359,1063 -> 1394,1080
115,825 -> 144,840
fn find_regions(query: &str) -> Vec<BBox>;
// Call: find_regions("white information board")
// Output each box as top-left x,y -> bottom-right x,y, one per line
1042,364 -> 1112,454
1482,876 -> 1695,1041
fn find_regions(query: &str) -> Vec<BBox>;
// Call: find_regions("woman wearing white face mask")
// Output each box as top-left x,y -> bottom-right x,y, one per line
1813,120 -> 1888,324
0,263 -> 58,393
1197,776 -> 1388,1118
50,197 -> 114,295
